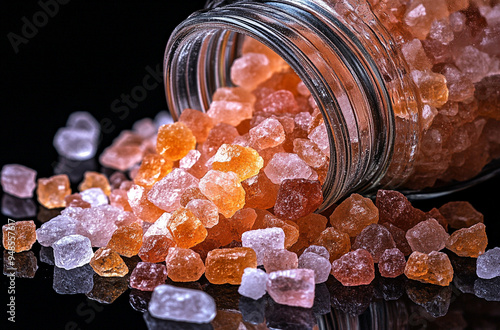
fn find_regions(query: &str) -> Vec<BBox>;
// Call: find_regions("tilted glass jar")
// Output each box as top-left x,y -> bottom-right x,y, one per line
164,0 -> 500,210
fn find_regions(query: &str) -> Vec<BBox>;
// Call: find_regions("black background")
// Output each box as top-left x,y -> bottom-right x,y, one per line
1,1 -> 500,329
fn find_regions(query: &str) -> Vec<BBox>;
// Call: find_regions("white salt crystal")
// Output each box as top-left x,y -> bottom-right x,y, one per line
36,215 -> 88,247
242,227 -> 285,265
477,247 -> 500,279
80,187 -> 108,207
53,128 -> 98,161
52,234 -> 94,270
238,267 -> 268,300
147,168 -> 199,212
264,152 -> 315,185
1,164 -> 37,198
298,252 -> 331,283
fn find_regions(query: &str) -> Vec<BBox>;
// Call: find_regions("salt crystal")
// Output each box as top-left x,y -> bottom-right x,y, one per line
185,199 -> 219,228
249,118 -> 285,150
445,223 -> 488,258
154,111 -> 174,128
266,268 -> 315,308
230,52 -> 273,91
352,224 -> 396,263
308,123 -> 330,157
165,247 -> 205,282
207,101 -> 254,127
89,247 -> 128,277
72,205 -> 120,247
293,138 -> 328,169
37,174 -> 72,209
36,215 -> 87,247
149,284 -> 216,323
313,227 -> 351,262
404,251 -> 453,286
129,262 -> 168,291
52,234 -> 94,270
476,247 -> 500,279
329,193 -> 379,237
66,111 -> 100,141
378,248 -> 406,278
147,168 -> 199,212
132,118 -> 157,138
211,144 -> 264,181
274,178 -> 323,221
80,187 -> 108,207
242,227 -> 286,265
199,170 -> 245,218
238,267 -> 269,300
264,152 -> 315,184
2,220 -> 37,252
303,245 -> 330,260
405,218 -> 449,254
1,164 -> 37,198
127,184 -> 165,223
205,247 -> 257,284
298,252 -> 331,283
455,46 -> 492,83
438,201 -> 484,229
179,149 -> 201,169
330,249 -> 375,286
263,249 -> 298,273
54,127 -> 98,161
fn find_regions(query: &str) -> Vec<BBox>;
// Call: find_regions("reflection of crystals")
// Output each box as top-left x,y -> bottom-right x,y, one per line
53,156 -> 97,184
313,283 -> 331,315
3,250 -> 37,278
239,296 -> 266,324
474,277 -> 500,302
53,264 -> 94,294
374,276 -> 405,301
450,253 -> 477,294
143,311 -> 212,330
86,274 -> 129,304
265,297 -> 317,329
327,277 -> 374,316
129,289 -> 152,312
406,281 -> 452,318
39,246 -> 55,265
1,194 -> 36,218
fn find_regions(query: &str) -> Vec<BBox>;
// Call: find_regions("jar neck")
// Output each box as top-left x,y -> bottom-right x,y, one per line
164,0 -> 420,208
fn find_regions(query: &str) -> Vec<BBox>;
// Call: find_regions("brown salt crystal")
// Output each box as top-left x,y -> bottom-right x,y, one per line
205,247 -> 257,285
107,222 -> 143,258
404,251 -> 453,286
438,201 -> 484,230
273,178 -> 323,221
381,223 -> 413,256
263,249 -> 298,273
445,223 -> 488,258
227,208 -> 257,242
331,249 -> 375,286
199,170 -> 246,218
211,144 -> 264,182
405,218 -> 449,254
165,247 -> 205,282
168,208 -> 207,249
127,184 -> 165,223
205,215 -> 234,248
202,123 -> 240,158
37,174 -> 71,209
133,154 -> 173,188
376,190 -> 426,231
64,193 -> 91,209
313,227 -> 351,263
378,248 -> 406,278
425,207 -> 448,231
251,208 -> 273,230
352,224 -> 397,263
2,220 -> 36,252
241,172 -> 279,210
156,122 -> 196,161
89,247 -> 128,277
329,193 -> 379,237
263,214 -> 299,249
138,234 -> 175,263
78,171 -> 111,196
179,108 -> 214,143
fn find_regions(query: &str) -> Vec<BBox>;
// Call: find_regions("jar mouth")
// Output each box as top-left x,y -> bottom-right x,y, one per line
164,0 -> 417,209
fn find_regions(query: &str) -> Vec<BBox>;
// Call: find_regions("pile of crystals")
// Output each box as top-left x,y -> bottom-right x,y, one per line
2,27 -> 500,324
368,0 -> 500,188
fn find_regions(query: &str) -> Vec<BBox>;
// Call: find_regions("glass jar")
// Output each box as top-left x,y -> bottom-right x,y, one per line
164,0 -> 500,210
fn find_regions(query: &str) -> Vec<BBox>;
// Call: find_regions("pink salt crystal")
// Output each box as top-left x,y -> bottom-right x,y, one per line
266,269 -> 315,308
294,112 -> 313,132
273,179 -> 323,221
421,104 -> 438,130
297,81 -> 310,97
303,245 -> 330,260
455,46 -> 492,83
207,101 -> 254,127
307,123 -> 330,157
127,184 -> 165,223
403,0 -> 449,40
264,152 -> 315,184
401,39 -> 432,71
132,118 -> 156,138
185,199 -> 219,228
129,262 -> 168,291
442,65 -> 475,103
298,252 -> 331,283
147,168 -> 199,212
376,190 -> 426,231
405,218 -> 449,254
330,249 -> 375,286
109,189 -> 132,212
1,164 -> 37,198
293,138 -> 328,169
230,52 -> 273,91
99,133 -> 144,171
449,11 -> 466,32
109,172 -> 128,190
352,224 -> 396,263
378,248 -> 406,278
213,86 -> 256,104
249,118 -> 285,150
71,205 -> 120,247
258,90 -> 300,115
199,170 -> 245,218
179,150 -> 201,170
263,249 -> 298,273
178,108 -> 214,143
428,18 -> 454,45
202,123 -> 240,158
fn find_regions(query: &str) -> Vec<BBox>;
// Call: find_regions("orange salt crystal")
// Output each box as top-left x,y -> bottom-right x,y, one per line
78,171 -> 111,196
179,186 -> 208,207
213,86 -> 256,104
64,193 -> 91,208
211,144 -> 264,181
138,235 -> 175,263
89,247 -> 128,277
127,184 -> 165,223
263,214 -> 299,248
37,174 -> 71,209
179,108 -> 214,143
133,154 -> 173,188
165,247 -> 205,282
205,215 -> 233,247
199,170 -> 245,218
168,208 -> 207,249
2,220 -> 36,252
404,251 -> 453,286
205,247 -> 257,285
314,227 -> 351,262
289,213 -> 328,254
329,193 -> 379,237
241,172 -> 279,210
107,222 -> 143,258
410,70 -> 449,108
109,189 -> 133,212
227,208 -> 257,242
156,122 -> 196,161
185,199 -> 219,228
445,223 -> 488,258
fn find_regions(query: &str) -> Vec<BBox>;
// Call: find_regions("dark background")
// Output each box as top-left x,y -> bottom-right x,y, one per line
1,1 -> 499,329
